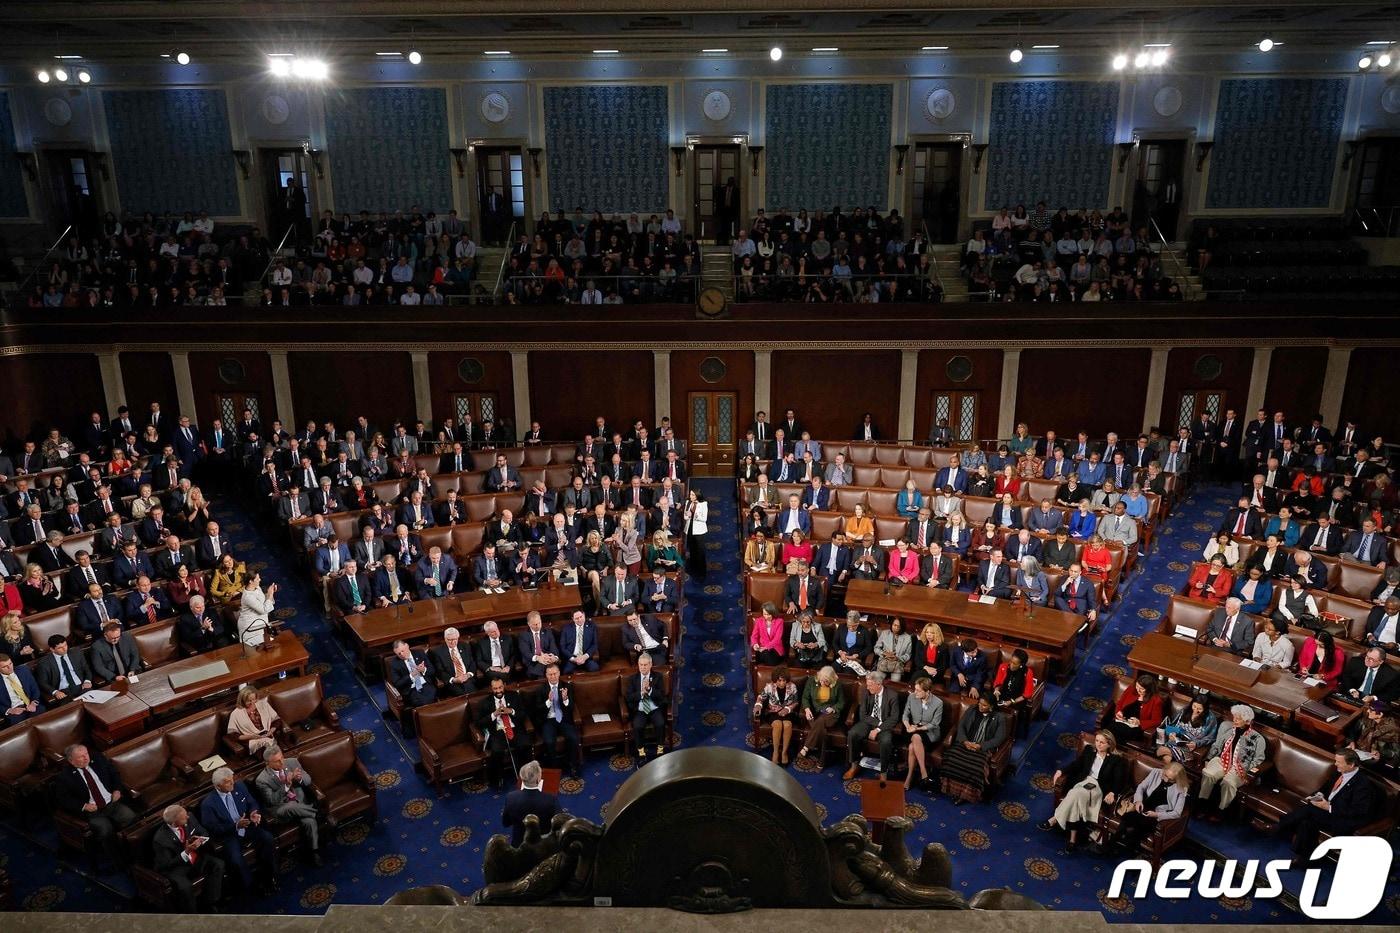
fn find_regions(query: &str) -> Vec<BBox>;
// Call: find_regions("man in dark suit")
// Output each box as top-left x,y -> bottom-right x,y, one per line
475,621 -> 518,681
625,652 -> 669,761
124,576 -> 172,626
1285,552 -> 1330,591
483,455 -> 522,493
1340,647 -> 1400,703
621,611 -> 669,662
559,610 -> 600,673
843,671 -> 904,779
639,568 -> 679,614
473,544 -> 513,591
1053,565 -> 1098,623
975,550 -> 1013,599
1213,408 -> 1242,480
1242,409 -> 1269,470
428,627 -> 476,697
194,522 -> 232,569
35,634 -> 93,704
415,547 -> 458,599
516,612 -> 561,679
1004,529 -> 1042,564
533,665 -> 581,778
153,534 -> 196,580
75,582 -> 125,637
906,508 -> 938,552
477,674 -> 530,788
850,534 -> 885,581
1201,598 -> 1254,654
13,504 -> 49,546
784,564 -> 826,615
1277,750 -> 1378,868
371,552 -> 414,606
178,596 -> 229,654
1365,597 -> 1400,654
154,803 -> 225,912
0,656 -> 43,722
502,759 -> 561,843
1298,516 -> 1343,556
1344,519 -> 1388,568
1218,498 -> 1264,539
67,551 -> 110,596
198,768 -> 278,892
33,531 -> 75,574
331,559 -> 372,615
386,639 -> 437,732
921,543 -> 956,589
438,442 -> 471,475
90,621 -> 145,684
813,533 -> 853,587
934,457 -> 969,493
599,565 -> 638,616
53,744 -> 138,867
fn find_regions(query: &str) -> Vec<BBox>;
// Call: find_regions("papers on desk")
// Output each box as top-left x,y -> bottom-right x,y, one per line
878,539 -> 896,547
977,595 -> 998,605
127,674 -> 140,685
1239,659 -> 1264,670
483,586 -> 508,595
591,713 -> 612,723
77,689 -> 119,704
558,574 -> 579,587
1302,676 -> 1326,687
1173,625 -> 1198,639
198,755 -> 226,773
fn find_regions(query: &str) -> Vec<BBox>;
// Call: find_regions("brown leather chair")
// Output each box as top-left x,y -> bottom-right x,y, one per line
549,444 -> 577,465
879,466 -> 911,489
130,816 -> 210,910
1240,726 -> 1334,831
865,489 -> 899,518
30,701 -> 90,769
161,709 -> 236,780
872,445 -> 904,466
810,512 -> 843,542
0,723 -> 44,814
1094,750 -> 1191,867
131,619 -> 179,667
24,608 -> 78,652
1022,478 -> 1061,506
518,466 -> 547,489
846,444 -> 876,464
329,512 -> 362,542
415,695 -> 486,795
573,673 -> 629,753
908,467 -> 937,490
745,573 -> 788,612
107,731 -> 193,816
299,730 -> 377,828
371,479 -> 405,503
418,526 -> 454,556
1162,595 -> 1216,638
265,674 -> 342,752
457,472 -> 486,495
522,446 -> 552,467
494,492 -> 525,516
592,617 -> 627,672
545,465 -> 574,489
902,448 -> 933,468
963,496 -> 995,527
831,487 -> 867,514
465,496 -> 498,522
852,465 -> 882,487
874,517 -> 907,544
1336,560 -> 1383,601
450,524 -> 486,564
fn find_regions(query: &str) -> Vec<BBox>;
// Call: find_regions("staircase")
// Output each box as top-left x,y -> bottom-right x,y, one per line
930,245 -> 968,301
473,246 -> 508,303
1160,243 -> 1204,300
701,246 -> 735,301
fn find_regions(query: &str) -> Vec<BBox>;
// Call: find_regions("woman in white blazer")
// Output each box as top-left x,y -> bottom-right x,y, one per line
684,490 -> 709,579
237,571 -> 279,646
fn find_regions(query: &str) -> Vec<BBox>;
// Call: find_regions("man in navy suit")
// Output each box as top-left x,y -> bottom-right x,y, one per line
199,768 -> 278,891
950,638 -> 988,695
332,559 -> 372,615
813,532 -> 853,586
517,612 -> 561,679
1344,519 -> 1388,568
1298,515 -> 1343,557
800,476 -> 830,511
1004,529 -> 1043,564
312,536 -> 352,576
559,610 -> 600,673
935,455 -> 968,493
502,760 -> 560,845
1053,564 -> 1098,623
639,567 -> 679,614
123,575 -> 172,626
76,582 -> 126,637
975,550 -> 1013,599
533,666 -> 581,778
775,494 -> 812,540
473,543 -> 513,591
1217,497 -> 1263,539
1026,499 -> 1064,534
1277,749 -> 1378,869
172,417 -> 203,469
415,546 -> 458,598
0,654 -> 44,725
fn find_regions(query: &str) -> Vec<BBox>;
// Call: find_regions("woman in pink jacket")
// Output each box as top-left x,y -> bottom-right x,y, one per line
750,601 -> 787,666
887,539 -> 921,584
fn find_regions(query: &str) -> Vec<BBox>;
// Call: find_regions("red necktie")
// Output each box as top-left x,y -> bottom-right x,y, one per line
147,602 -> 157,624
799,579 -> 808,609
82,768 -> 106,810
178,826 -> 197,864
1234,512 -> 1246,535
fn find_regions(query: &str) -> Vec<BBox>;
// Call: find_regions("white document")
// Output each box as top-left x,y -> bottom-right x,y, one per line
77,689 -> 119,704
1173,624 -> 1198,638
590,713 -> 612,723
978,595 -> 998,605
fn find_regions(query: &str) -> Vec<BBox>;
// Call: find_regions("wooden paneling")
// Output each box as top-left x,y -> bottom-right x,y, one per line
528,351 -> 654,440
1262,345 -> 1326,424
426,351 -> 515,434
289,352 -> 414,433
770,350 -> 901,441
1341,348 -> 1399,441
1016,349 -> 1151,439
119,351 -> 179,420
0,353 -> 104,445
1157,346 -> 1255,434
914,350 -> 1003,443
189,351 -> 277,428
669,350 -> 755,443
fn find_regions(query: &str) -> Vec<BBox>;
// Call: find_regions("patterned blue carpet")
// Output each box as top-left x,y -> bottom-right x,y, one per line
2,479 -> 1396,921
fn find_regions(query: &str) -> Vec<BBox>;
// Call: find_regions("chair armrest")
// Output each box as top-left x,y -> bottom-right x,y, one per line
468,724 -> 486,748
418,739 -> 440,767
353,759 -> 375,789
169,756 -> 195,778
318,701 -> 340,727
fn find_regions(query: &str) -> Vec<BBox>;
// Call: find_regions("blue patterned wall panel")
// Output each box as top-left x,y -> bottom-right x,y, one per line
0,92 -> 27,217
103,89 -> 239,215
984,81 -> 1119,210
323,87 -> 452,212
543,86 -> 668,213
764,83 -> 892,211
1206,78 -> 1347,210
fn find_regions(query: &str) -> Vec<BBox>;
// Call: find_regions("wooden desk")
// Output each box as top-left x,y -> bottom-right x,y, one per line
82,637 -> 310,745
842,578 -> 1081,675
344,585 -> 582,676
1126,632 -> 1329,719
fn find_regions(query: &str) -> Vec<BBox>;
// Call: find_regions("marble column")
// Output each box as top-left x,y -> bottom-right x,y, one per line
997,349 -> 1021,440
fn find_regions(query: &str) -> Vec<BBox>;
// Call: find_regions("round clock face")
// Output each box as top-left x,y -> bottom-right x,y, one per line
262,94 -> 290,126
481,92 -> 511,124
924,88 -> 956,122
697,286 -> 728,316
702,90 -> 732,123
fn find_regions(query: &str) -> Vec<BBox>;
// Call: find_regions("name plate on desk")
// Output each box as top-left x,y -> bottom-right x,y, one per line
169,660 -> 232,690
1193,653 -> 1260,688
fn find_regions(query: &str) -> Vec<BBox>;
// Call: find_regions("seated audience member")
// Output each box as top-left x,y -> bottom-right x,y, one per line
1153,693 -> 1218,764
1103,673 -> 1164,747
1201,531 -> 1240,568
939,694 -> 1007,803
1201,597 -> 1253,654
752,666 -> 800,765
949,637 -> 988,697
1296,630 -> 1346,690
54,743 -> 137,867
1186,554 -> 1234,603
502,760 -> 560,844
622,610 -> 669,662
227,686 -> 281,757
1345,700 -> 1399,767
1367,596 -> 1400,653
1340,646 -> 1400,703
1272,575 -> 1320,629
1252,617 -> 1294,669
874,617 -> 913,681
789,611 -> 827,669
1041,730 -> 1129,850
797,665 -> 846,763
476,673 -> 531,790
749,602 -> 785,666
1197,705 -> 1266,816
90,620 -> 145,684
1275,749 -> 1378,869
199,767 -> 279,893
415,546 -> 458,598
517,611 -> 561,679
990,646 -> 1036,716
153,803 -> 225,913
476,621 -> 518,681
386,638 -> 437,732
254,747 -> 323,866
1093,761 -> 1189,857
833,610 -> 874,674
842,671 -> 903,781
1042,528 -> 1077,570
1230,565 -> 1273,615
625,652 -> 669,762
430,627 -> 477,696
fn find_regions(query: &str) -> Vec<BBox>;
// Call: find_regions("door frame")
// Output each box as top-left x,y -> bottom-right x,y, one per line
467,136 -> 532,243
33,145 -> 106,235
1125,131 -> 1195,242
686,138 -> 743,242
251,141 -> 316,242
686,389 -> 738,477
905,134 -> 973,243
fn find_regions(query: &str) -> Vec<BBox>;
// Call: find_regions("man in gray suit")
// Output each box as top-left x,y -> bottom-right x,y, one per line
1201,598 -> 1254,655
823,452 -> 854,487
89,621 -> 144,684
390,425 -> 418,456
350,525 -> 385,573
253,746 -> 323,866
844,671 -> 904,780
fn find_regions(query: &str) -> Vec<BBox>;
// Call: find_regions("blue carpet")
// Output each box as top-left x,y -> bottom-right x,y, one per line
2,480 -> 1396,921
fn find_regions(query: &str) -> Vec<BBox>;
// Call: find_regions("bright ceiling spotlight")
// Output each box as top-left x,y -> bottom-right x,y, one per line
769,46 -> 783,61
54,68 -> 68,82
1359,54 -> 1374,69
1111,53 -> 1128,70
36,70 -> 50,83
1009,46 -> 1023,63
407,49 -> 422,65
269,56 -> 292,76
1379,51 -> 1393,68
176,51 -> 191,65
1151,49 -> 1168,66
1133,51 -> 1149,68
1258,38 -> 1274,52
77,70 -> 91,83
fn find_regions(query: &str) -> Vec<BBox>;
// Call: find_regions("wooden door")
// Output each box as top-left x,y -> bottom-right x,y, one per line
930,390 -> 980,444
41,150 -> 101,237
911,143 -> 963,243
212,391 -> 264,429
260,149 -> 312,244
692,145 -> 740,242
688,390 -> 737,476
475,147 -> 526,246
1175,390 -> 1224,431
1132,140 -> 1186,241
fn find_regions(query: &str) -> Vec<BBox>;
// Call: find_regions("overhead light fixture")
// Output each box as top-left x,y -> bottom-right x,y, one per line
592,49 -> 618,54
53,68 -> 68,82
1133,51 -> 1150,68
1380,51 -> 1394,68
701,48 -> 728,53
407,50 -> 422,65
921,46 -> 950,51
269,56 -> 291,76
1111,53 -> 1128,71
769,46 -> 783,61
176,51 -> 191,65
1032,44 -> 1059,49
811,47 -> 838,52
53,55 -> 83,60
1009,46 -> 1023,63
1367,40 -> 1395,45
1143,42 -> 1171,48
484,50 -> 511,56
77,70 -> 91,83
36,70 -> 50,83
374,51 -> 403,57
1151,49 -> 1169,66
1257,37 -> 1274,52
1360,54 -> 1374,69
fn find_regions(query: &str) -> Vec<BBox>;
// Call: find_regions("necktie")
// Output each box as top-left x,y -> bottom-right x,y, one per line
497,696 -> 515,739
1223,615 -> 1236,642
452,648 -> 466,681
491,639 -> 502,666
1358,534 -> 1372,561
551,685 -> 562,721
1362,667 -> 1376,695
7,673 -> 29,704
432,562 -> 442,595
1234,511 -> 1247,535
409,658 -> 423,690
61,654 -> 78,688
349,576 -> 360,604
146,600 -> 157,625
533,632 -> 541,657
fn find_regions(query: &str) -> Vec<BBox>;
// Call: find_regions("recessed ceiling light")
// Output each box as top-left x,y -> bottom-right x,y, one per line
175,51 -> 190,65
1143,43 -> 1172,48
1257,38 -> 1274,52
1031,44 -> 1060,49
1380,52 -> 1394,67
701,48 -> 728,53
77,70 -> 91,83
1134,51 -> 1150,68
1151,49 -> 1169,66
1367,40 -> 1395,45
770,46 -> 783,61
484,50 -> 511,56
592,49 -> 619,54
407,50 -> 422,65
375,51 -> 403,57
921,46 -> 950,51
811,47 -> 838,52
269,56 -> 292,76
1112,54 -> 1128,70
53,68 -> 68,81
1009,47 -> 1023,63
36,70 -> 50,83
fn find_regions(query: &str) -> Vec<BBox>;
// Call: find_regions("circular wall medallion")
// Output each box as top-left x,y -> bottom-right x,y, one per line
1153,86 -> 1183,118
457,357 -> 485,384
924,88 -> 956,122
216,357 -> 246,385
480,91 -> 511,124
699,357 -> 727,383
702,89 -> 732,123
262,94 -> 290,126
1383,85 -> 1400,116
1193,353 -> 1223,382
43,97 -> 73,127
945,354 -> 973,383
